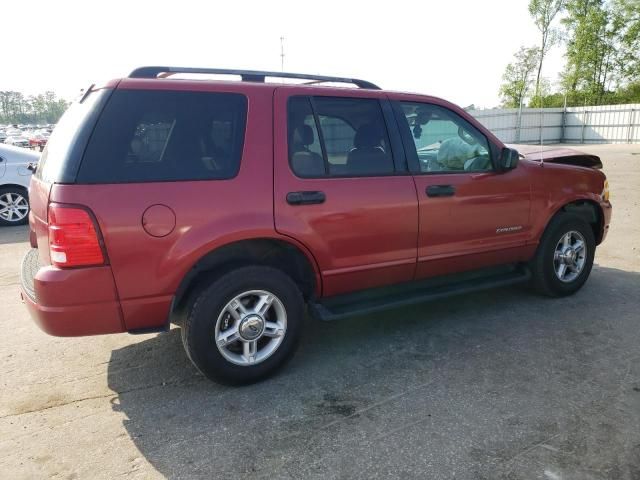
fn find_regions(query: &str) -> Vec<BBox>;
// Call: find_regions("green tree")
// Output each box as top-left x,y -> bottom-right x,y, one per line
562,0 -> 620,104
611,0 -> 640,81
0,90 -> 69,124
528,0 -> 565,106
29,94 -> 47,121
499,46 -> 541,108
528,77 -> 553,107
501,0 -> 639,108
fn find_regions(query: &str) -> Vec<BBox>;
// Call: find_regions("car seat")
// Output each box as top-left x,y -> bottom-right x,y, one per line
346,123 -> 393,175
291,125 -> 324,176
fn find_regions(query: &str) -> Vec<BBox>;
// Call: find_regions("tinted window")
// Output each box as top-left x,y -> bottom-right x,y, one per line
399,102 -> 492,173
287,97 -> 325,177
78,90 -> 247,183
37,89 -> 108,183
287,96 -> 394,177
318,116 -> 355,165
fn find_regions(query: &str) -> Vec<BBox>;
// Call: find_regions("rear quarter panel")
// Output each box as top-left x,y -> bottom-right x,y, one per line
29,176 -> 51,264
0,146 -> 38,188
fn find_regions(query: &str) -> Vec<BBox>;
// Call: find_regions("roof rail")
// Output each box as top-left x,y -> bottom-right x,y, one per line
128,66 -> 381,90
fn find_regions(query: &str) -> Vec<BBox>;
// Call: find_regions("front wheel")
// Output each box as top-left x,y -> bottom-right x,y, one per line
181,266 -> 304,385
530,213 -> 596,297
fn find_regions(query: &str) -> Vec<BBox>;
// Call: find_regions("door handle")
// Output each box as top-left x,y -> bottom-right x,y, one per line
286,191 -> 326,205
426,185 -> 455,197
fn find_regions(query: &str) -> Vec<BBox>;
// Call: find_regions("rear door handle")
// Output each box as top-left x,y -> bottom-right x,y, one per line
426,185 -> 456,197
286,191 -> 326,205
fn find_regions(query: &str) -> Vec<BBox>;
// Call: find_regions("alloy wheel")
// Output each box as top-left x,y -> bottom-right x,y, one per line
0,192 -> 29,223
553,230 -> 587,283
214,289 -> 287,366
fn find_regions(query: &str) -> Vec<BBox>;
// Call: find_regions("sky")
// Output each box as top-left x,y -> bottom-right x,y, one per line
2,0 -> 565,108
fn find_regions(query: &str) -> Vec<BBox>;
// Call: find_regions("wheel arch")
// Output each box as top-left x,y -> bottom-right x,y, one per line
0,183 -> 29,194
546,197 -> 604,245
170,237 -> 321,323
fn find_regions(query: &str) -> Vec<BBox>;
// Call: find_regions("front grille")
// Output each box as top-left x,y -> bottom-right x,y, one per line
21,249 -> 40,301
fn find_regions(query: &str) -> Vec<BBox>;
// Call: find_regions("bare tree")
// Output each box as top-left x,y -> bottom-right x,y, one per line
529,0 -> 565,106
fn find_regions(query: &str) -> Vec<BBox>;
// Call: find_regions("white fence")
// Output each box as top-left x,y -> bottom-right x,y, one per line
468,104 -> 640,145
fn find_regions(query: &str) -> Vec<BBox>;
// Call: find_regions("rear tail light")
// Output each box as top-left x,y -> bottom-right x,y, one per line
48,204 -> 105,268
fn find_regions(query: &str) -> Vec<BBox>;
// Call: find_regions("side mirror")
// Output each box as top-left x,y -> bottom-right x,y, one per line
499,147 -> 519,171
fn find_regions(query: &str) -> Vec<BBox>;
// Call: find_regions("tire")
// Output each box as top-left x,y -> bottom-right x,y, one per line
181,265 -> 304,385
0,186 -> 30,226
530,212 -> 596,297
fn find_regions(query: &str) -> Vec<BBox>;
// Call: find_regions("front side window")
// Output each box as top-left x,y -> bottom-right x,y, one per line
287,96 -> 394,177
78,90 -> 247,183
398,102 -> 492,173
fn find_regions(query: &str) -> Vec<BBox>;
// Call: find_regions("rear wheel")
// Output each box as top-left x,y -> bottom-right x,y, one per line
181,266 -> 304,385
530,213 -> 596,297
0,187 -> 29,226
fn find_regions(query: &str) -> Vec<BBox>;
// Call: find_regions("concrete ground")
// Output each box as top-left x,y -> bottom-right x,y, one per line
1,144 -> 639,480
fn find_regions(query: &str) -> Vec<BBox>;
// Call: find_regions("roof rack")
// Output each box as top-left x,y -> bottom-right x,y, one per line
128,66 -> 381,90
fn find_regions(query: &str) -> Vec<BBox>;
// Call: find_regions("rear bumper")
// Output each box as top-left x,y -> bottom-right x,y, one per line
20,249 -> 125,337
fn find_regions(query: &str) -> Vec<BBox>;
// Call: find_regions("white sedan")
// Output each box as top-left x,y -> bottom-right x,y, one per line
4,135 -> 31,148
0,143 -> 39,226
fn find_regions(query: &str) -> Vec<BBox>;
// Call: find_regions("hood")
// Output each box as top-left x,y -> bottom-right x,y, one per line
506,144 -> 602,169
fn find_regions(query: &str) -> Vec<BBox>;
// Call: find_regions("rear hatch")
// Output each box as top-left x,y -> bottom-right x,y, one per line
29,85 -> 115,265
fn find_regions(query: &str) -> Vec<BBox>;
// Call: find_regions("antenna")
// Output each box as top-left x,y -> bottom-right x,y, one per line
539,102 -> 545,168
280,36 -> 285,73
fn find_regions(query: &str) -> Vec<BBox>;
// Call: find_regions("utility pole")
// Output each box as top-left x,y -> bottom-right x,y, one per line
280,36 -> 285,73
516,93 -> 524,143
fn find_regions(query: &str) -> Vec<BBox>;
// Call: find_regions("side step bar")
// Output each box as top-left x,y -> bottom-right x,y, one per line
309,266 -> 531,322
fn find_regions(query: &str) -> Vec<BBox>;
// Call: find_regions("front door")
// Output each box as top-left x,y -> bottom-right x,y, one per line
274,88 -> 419,297
392,98 -> 532,279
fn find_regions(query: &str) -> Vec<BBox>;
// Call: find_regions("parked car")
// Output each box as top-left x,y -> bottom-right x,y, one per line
28,133 -> 48,151
0,143 -> 39,226
4,135 -> 30,148
0,130 -> 7,143
20,67 -> 612,385
5,128 -> 22,137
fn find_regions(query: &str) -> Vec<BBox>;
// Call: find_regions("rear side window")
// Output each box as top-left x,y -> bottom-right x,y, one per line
288,96 -> 394,177
287,97 -> 325,177
77,90 -> 247,183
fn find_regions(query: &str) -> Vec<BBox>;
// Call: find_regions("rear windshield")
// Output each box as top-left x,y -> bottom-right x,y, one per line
37,89 -> 109,183
77,90 -> 247,183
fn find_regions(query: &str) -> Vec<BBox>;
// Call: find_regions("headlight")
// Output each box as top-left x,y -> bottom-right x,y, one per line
602,179 -> 610,202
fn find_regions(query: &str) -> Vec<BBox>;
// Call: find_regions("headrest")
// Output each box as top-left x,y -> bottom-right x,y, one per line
354,124 -> 383,149
294,125 -> 315,146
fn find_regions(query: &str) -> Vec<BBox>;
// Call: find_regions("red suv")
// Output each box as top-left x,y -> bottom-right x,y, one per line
20,67 -> 612,384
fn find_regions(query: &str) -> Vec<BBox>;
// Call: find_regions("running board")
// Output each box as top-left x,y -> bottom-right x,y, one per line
309,266 -> 531,322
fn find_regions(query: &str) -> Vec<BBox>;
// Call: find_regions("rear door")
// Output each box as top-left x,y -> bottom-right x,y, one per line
274,87 -> 419,297
391,97 -> 532,279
